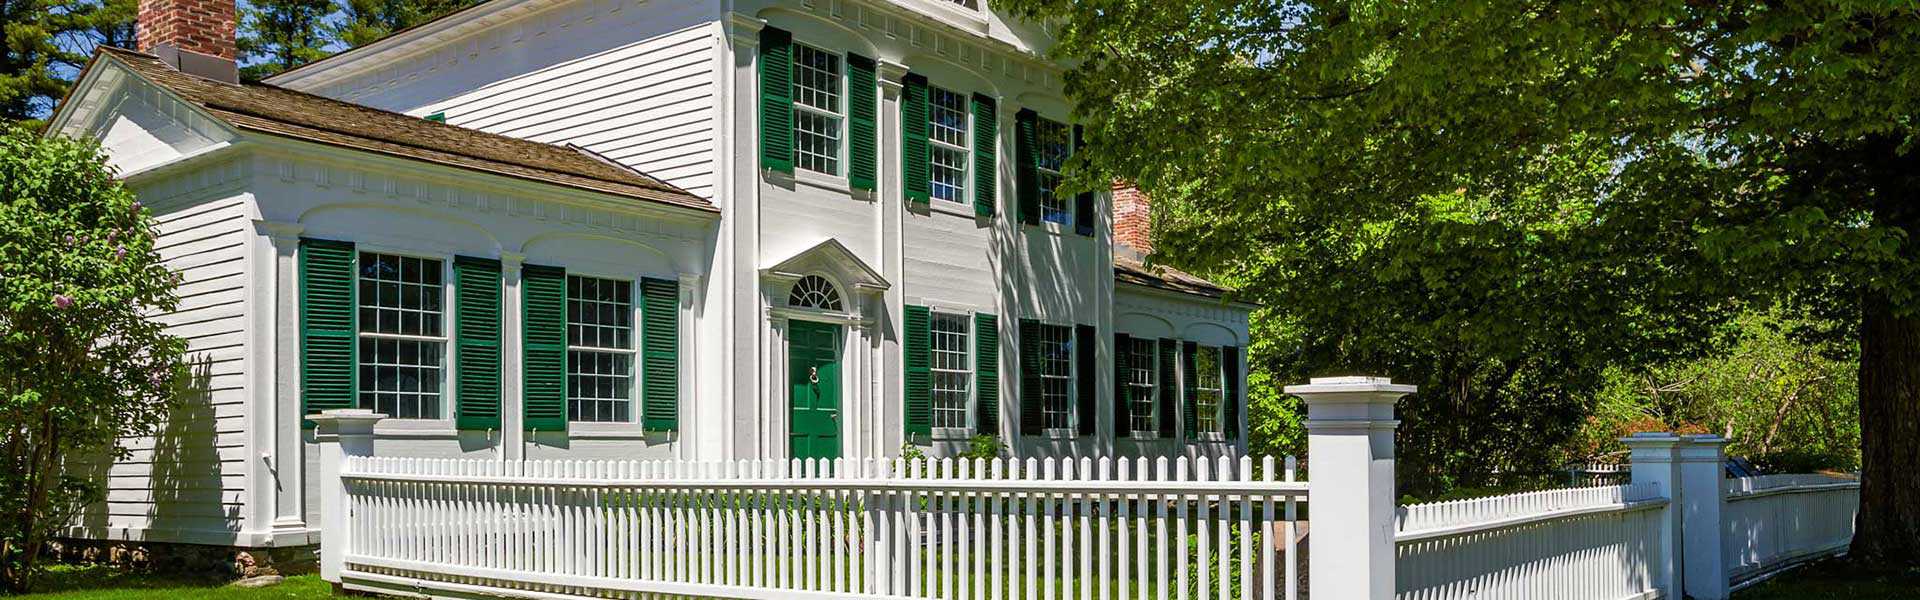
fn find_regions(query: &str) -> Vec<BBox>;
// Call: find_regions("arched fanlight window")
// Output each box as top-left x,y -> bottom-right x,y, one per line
787,275 -> 843,311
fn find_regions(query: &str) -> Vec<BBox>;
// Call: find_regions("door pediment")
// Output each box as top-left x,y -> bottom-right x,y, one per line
760,238 -> 890,295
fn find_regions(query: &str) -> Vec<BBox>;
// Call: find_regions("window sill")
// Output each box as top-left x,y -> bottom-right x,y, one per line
568,422 -> 654,439
927,199 -> 978,219
372,420 -> 459,439
932,427 -> 974,441
1128,432 -> 1162,441
1042,428 -> 1075,440
785,168 -> 876,200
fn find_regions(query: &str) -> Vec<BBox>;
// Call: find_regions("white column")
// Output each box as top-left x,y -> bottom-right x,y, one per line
1622,432 -> 1685,600
1286,376 -> 1414,600
254,220 -> 309,536
500,252 -> 525,460
678,274 -> 701,460
310,408 -> 383,583
1680,434 -> 1730,600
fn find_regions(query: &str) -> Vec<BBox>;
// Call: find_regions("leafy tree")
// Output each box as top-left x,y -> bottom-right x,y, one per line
0,125 -> 185,592
1003,0 -> 1920,563
237,0 -> 336,81
335,0 -> 480,48
0,0 -> 135,124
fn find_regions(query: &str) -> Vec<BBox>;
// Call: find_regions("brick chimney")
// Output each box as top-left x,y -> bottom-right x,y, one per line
1112,182 -> 1153,254
137,0 -> 238,82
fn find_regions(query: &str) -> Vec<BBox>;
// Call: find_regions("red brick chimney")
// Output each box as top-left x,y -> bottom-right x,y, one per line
137,0 -> 238,82
1112,182 -> 1153,254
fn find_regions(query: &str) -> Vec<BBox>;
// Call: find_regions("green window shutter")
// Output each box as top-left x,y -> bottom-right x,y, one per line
972,93 -> 998,217
641,278 -> 679,431
901,73 -> 931,205
1075,324 -> 1097,437
1157,339 -> 1178,438
1181,340 -> 1200,438
1018,318 -> 1044,436
903,304 -> 932,437
758,27 -> 794,176
299,238 -> 356,425
1014,109 -> 1040,225
453,256 -> 502,430
1114,333 -> 1131,436
1072,125 -> 1096,236
974,312 -> 999,436
425,112 -> 446,123
1223,346 -> 1242,441
521,264 -> 568,432
847,54 -> 878,192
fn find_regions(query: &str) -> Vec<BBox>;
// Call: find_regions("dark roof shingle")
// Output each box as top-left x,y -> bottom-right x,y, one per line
1113,251 -> 1234,300
98,46 -> 714,213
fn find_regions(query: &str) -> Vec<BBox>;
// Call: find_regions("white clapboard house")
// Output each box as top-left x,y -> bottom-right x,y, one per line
48,0 -> 1253,554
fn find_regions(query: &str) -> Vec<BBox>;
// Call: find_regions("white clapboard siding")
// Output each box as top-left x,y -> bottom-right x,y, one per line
337,455 -> 1306,600
70,195 -> 253,542
1723,474 -> 1859,583
1394,484 -> 1668,600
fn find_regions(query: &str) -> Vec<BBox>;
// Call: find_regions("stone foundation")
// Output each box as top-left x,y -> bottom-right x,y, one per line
46,538 -> 316,578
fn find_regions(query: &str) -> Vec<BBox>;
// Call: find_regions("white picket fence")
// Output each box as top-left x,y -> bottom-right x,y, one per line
1723,474 -> 1860,584
1395,484 -> 1669,600
335,454 -> 1307,600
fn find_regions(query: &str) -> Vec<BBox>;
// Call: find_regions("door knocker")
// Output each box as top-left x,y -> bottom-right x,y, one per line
809,366 -> 820,384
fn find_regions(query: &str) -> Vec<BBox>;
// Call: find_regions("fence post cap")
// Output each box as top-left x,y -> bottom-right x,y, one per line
1284,376 -> 1417,397
1620,431 -> 1684,445
308,409 -> 386,436
1679,434 -> 1729,446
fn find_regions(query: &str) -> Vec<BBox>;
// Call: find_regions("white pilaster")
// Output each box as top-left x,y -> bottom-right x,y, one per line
1287,375 -> 1415,600
1622,431 -> 1685,600
310,409 -> 383,583
256,220 -> 309,536
500,252 -> 526,460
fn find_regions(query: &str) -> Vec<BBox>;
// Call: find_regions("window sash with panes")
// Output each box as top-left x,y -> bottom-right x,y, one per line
929,312 -> 972,430
1193,345 -> 1225,435
1038,323 -> 1074,432
567,276 -> 636,423
791,44 -> 844,175
928,86 -> 970,203
1126,338 -> 1158,436
1035,118 -> 1071,224
357,253 -> 445,420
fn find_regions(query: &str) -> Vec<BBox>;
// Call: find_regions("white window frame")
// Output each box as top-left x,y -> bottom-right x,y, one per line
790,42 -> 848,178
928,310 -> 974,440
564,274 -> 641,426
1125,337 -> 1160,440
926,84 -> 972,206
353,248 -> 454,425
1037,322 -> 1076,439
1191,344 -> 1227,442
1034,116 -> 1073,227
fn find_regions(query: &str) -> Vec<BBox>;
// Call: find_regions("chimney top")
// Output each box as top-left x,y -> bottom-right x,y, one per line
1111,182 -> 1152,255
137,0 -> 238,83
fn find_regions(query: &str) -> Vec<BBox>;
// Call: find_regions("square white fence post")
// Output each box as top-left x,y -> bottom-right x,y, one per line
1680,434 -> 1731,600
1286,376 -> 1415,600
309,409 -> 385,584
1622,432 -> 1685,600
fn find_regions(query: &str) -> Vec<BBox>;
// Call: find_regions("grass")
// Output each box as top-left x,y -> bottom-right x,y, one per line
12,566 -> 336,599
1734,558 -> 1920,600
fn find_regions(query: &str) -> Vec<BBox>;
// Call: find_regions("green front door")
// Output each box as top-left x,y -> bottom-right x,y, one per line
788,320 -> 842,460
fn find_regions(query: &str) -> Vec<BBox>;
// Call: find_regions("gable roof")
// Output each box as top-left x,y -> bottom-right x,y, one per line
88,46 -> 715,214
1113,250 -> 1234,300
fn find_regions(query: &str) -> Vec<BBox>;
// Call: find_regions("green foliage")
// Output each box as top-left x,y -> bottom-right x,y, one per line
0,0 -> 135,123
237,0 -> 338,82
959,435 -> 1005,460
0,126 -> 186,592
334,0 -> 481,49
1000,0 -> 1920,517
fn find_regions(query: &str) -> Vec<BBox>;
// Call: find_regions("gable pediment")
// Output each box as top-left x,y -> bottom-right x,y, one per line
761,238 -> 890,295
51,58 -> 237,177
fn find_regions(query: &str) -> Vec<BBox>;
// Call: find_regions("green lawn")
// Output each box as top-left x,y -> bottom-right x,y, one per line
1734,558 -> 1920,600
14,566 -> 336,599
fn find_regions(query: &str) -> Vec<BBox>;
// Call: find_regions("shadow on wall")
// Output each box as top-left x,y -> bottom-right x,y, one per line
136,355 -> 241,541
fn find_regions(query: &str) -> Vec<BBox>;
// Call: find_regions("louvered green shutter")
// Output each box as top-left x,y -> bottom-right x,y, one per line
1157,339 -> 1178,438
903,305 -> 932,436
901,74 -> 931,205
972,94 -> 997,217
300,239 -> 356,424
847,54 -> 878,191
453,256 -> 502,430
521,265 -> 567,432
641,278 -> 679,431
1014,109 -> 1040,225
1114,333 -> 1131,436
1181,340 -> 1200,438
1075,324 -> 1096,437
1018,318 -> 1043,436
1223,346 -> 1242,442
758,27 -> 794,176
1073,125 -> 1096,236
974,312 -> 998,436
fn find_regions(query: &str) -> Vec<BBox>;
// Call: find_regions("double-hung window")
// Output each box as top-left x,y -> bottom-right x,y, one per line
1038,323 -> 1074,432
1126,337 -> 1159,436
928,86 -> 970,203
929,312 -> 972,431
357,253 -> 445,420
567,276 -> 636,423
1192,345 -> 1225,437
791,44 -> 844,176
1035,117 -> 1071,224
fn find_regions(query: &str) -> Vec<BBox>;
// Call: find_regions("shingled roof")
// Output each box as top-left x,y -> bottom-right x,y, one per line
94,46 -> 714,213
1113,249 -> 1234,300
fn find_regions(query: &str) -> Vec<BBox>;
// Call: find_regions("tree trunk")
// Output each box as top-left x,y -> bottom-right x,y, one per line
1849,293 -> 1920,566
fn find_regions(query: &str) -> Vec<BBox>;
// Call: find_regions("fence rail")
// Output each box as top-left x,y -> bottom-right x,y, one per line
1395,484 -> 1668,600
1723,474 -> 1859,585
339,455 -> 1307,600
